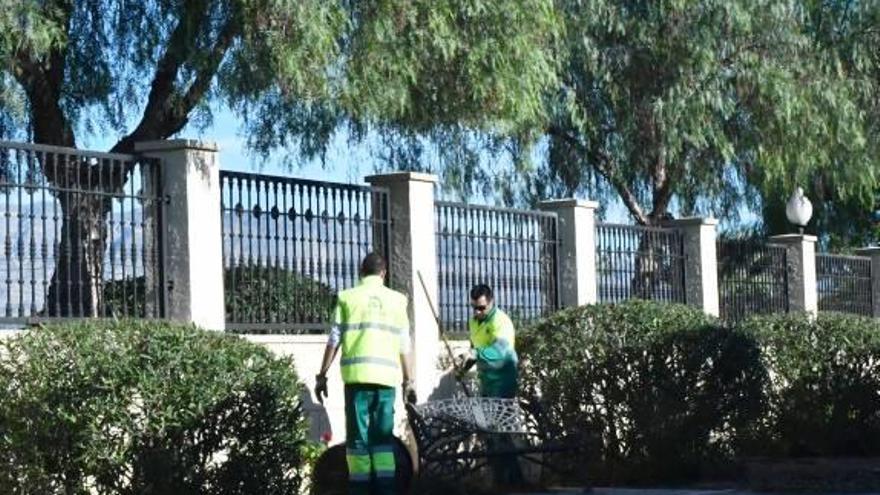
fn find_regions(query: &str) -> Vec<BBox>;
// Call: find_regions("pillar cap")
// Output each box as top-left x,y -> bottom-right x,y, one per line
661,216 -> 718,227
855,247 -> 880,256
539,198 -> 599,210
135,139 -> 218,152
365,171 -> 439,185
769,233 -> 818,244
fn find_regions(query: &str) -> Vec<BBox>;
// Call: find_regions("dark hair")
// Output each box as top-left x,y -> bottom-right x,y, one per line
360,252 -> 387,276
470,284 -> 493,301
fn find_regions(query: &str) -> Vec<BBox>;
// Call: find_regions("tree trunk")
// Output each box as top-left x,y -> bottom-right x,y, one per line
45,190 -> 110,317
632,231 -> 660,300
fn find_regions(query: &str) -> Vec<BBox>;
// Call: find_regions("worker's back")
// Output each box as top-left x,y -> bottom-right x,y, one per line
336,275 -> 408,387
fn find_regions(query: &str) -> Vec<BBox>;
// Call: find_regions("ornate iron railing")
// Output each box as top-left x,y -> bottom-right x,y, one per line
816,253 -> 872,316
0,140 -> 165,323
717,239 -> 788,322
434,202 -> 559,334
595,223 -> 686,304
220,171 -> 390,333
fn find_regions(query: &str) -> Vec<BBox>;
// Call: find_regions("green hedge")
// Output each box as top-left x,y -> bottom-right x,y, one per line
103,266 -> 336,325
224,265 -> 336,325
738,312 -> 880,458
0,320 -> 308,494
519,300 -> 768,484
521,303 -> 880,484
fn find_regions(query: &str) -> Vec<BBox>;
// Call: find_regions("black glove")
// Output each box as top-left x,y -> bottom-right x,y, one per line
463,357 -> 477,371
315,374 -> 328,404
456,350 -> 477,379
403,380 -> 417,405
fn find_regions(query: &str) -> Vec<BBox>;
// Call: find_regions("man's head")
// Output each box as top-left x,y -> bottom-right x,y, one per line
360,252 -> 387,279
470,284 -> 494,321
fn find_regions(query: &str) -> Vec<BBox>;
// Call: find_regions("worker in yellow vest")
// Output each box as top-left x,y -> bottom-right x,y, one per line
460,283 -> 525,486
315,253 -> 416,495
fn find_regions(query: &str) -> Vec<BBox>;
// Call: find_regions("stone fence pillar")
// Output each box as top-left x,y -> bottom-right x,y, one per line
538,199 -> 599,307
663,217 -> 720,317
770,234 -> 818,316
135,140 -> 225,330
364,172 -> 440,398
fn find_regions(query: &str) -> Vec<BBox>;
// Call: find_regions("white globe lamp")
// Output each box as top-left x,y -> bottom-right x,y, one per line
785,187 -> 813,234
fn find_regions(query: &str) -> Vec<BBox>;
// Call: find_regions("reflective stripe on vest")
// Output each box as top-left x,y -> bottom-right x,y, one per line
337,275 -> 407,387
339,322 -> 405,335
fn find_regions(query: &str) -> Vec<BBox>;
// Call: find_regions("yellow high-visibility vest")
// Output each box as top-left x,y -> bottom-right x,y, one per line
469,307 -> 516,349
335,275 -> 408,387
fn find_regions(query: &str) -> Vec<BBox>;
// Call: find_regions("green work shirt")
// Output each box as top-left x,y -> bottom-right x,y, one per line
468,307 -> 518,398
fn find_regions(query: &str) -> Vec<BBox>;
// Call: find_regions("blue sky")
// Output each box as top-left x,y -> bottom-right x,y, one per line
80,104 -> 728,226
84,106 -> 366,184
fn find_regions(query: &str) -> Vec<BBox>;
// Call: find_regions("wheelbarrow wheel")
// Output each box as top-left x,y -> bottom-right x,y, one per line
311,436 -> 414,494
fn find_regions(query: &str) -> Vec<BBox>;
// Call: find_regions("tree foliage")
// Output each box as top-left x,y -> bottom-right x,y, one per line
761,0 -> 880,244
0,0 -> 559,315
1,0 -> 558,151
376,1 -> 879,231
532,0 -> 878,226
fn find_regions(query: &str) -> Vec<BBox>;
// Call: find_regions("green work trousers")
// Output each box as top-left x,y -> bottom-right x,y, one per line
345,384 -> 396,495
480,372 -> 525,487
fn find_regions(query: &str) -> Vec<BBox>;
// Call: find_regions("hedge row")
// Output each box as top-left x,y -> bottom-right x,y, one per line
4,302 -> 879,490
519,301 -> 880,484
102,266 -> 336,323
0,321 -> 309,494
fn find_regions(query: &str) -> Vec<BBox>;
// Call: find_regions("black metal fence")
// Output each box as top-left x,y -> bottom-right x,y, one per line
595,223 -> 686,304
717,239 -> 788,322
0,141 -> 165,323
816,253 -> 872,316
220,171 -> 390,333
435,202 -> 559,334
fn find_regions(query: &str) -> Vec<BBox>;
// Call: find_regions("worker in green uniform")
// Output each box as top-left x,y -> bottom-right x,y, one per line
315,253 -> 416,495
459,283 -> 525,486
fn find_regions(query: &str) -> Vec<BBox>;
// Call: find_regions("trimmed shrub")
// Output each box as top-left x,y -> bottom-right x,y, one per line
224,265 -> 336,325
0,320 -> 308,494
102,266 -> 336,326
737,312 -> 880,458
519,300 -> 767,484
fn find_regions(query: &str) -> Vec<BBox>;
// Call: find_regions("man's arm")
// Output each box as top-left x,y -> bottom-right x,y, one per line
400,351 -> 414,384
399,300 -> 417,403
315,309 -> 343,404
474,339 -> 513,369
400,350 -> 417,404
473,317 -> 517,369
318,343 -> 340,377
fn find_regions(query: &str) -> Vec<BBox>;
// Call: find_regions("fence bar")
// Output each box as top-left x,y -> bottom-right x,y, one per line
433,201 -> 560,334
595,223 -> 686,304
816,253 -> 872,316
219,170 -> 390,334
717,239 -> 788,322
0,141 -> 165,323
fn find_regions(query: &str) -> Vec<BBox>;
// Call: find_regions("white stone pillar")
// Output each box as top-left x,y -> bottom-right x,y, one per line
364,172 -> 440,399
769,234 -> 818,316
662,217 -> 720,317
135,140 -> 225,330
538,199 -> 599,307
855,247 -> 880,317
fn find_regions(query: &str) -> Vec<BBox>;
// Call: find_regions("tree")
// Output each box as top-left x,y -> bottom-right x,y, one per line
399,1 -> 876,228
761,0 -> 880,245
0,0 -> 558,315
530,0 -> 878,227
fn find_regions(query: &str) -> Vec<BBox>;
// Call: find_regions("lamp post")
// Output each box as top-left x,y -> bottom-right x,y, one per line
785,187 -> 813,234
